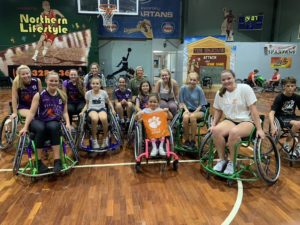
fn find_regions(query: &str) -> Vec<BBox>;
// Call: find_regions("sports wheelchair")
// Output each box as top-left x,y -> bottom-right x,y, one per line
76,108 -> 122,154
201,76 -> 213,89
271,117 -> 300,166
170,103 -> 211,156
134,111 -> 179,173
199,115 -> 280,185
13,121 -> 79,180
0,102 -> 26,150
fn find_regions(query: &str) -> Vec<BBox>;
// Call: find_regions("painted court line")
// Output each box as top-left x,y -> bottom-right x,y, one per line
221,180 -> 243,225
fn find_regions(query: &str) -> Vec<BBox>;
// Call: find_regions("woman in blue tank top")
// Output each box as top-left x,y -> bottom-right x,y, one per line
11,65 -> 42,119
20,71 -> 71,174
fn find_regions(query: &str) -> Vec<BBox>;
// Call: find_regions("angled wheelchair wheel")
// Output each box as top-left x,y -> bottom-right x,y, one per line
127,113 -> 136,141
76,113 -> 86,149
254,134 -> 280,185
168,125 -> 174,153
13,134 -> 27,175
61,123 -> 80,162
134,124 -> 143,160
199,132 -> 213,161
109,110 -> 122,144
170,109 -> 182,130
0,116 -> 17,150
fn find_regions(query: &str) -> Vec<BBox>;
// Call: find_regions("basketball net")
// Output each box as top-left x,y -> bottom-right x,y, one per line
99,4 -> 116,31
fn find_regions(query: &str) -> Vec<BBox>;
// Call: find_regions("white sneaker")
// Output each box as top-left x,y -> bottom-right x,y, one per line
92,139 -> 99,149
158,145 -> 166,156
32,54 -> 37,62
223,161 -> 234,175
150,145 -> 158,157
213,160 -> 227,172
292,143 -> 300,158
101,137 -> 109,148
283,143 -> 291,152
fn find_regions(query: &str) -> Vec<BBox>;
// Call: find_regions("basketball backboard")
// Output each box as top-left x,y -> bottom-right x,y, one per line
77,0 -> 139,15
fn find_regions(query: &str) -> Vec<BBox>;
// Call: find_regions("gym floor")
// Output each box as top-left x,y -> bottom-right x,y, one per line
0,87 -> 300,225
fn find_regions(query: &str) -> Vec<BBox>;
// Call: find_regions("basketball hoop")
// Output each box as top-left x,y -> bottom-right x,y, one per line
99,4 -> 117,28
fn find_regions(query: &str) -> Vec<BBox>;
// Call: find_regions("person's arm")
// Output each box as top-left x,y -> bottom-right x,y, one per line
19,93 -> 40,135
135,97 -> 141,112
53,9 -> 64,18
116,60 -> 122,67
62,80 -> 67,93
178,86 -> 188,112
154,80 -> 160,93
134,110 -> 144,121
80,92 -> 89,116
211,109 -> 223,127
37,78 -> 43,93
11,81 -> 18,118
173,80 -> 179,101
249,104 -> 265,139
63,101 -> 71,131
107,97 -> 116,115
251,75 -> 257,86
269,110 -> 277,136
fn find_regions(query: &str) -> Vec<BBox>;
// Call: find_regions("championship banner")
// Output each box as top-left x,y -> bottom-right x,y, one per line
270,57 -> 292,68
142,111 -> 169,139
264,44 -> 297,55
98,0 -> 181,39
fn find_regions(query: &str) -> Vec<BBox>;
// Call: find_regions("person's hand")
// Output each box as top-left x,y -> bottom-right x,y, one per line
163,108 -> 169,112
121,99 -> 127,105
19,127 -> 28,136
179,103 -> 184,109
256,129 -> 265,139
10,113 -> 17,119
112,110 -> 116,115
270,124 -> 277,137
66,124 -> 72,133
79,111 -> 85,116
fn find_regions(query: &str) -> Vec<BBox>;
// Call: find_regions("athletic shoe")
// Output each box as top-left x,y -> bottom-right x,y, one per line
213,160 -> 227,172
158,145 -> 166,156
150,145 -> 159,157
92,139 -> 100,149
37,160 -> 49,174
223,161 -> 234,175
53,159 -> 62,173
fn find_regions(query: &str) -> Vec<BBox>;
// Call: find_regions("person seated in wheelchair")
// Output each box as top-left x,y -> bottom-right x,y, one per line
80,77 -> 115,149
11,65 -> 42,119
113,76 -> 134,124
135,93 -> 173,156
269,76 -> 300,153
62,69 -> 85,126
154,68 -> 179,117
267,68 -> 280,87
19,71 -> 71,174
247,69 -> 259,87
135,80 -> 152,112
83,62 -> 106,91
210,70 -> 265,175
179,72 -> 208,148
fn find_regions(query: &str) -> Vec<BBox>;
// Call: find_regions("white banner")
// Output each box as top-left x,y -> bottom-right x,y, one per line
264,44 -> 297,55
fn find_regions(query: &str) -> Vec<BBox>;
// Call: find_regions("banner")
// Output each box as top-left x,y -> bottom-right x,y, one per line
98,0 -> 181,39
0,1 -> 95,78
270,57 -> 292,68
142,111 -> 170,139
264,44 -> 297,55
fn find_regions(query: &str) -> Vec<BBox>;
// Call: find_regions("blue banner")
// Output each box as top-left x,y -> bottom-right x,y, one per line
98,0 -> 181,39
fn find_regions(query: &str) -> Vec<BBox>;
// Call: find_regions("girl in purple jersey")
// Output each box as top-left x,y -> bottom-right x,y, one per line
11,65 -> 42,119
20,71 -> 71,174
135,80 -> 152,112
62,69 -> 85,124
113,77 -> 133,124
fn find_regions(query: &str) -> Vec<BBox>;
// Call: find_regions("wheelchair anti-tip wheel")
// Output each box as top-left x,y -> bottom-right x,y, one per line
0,116 -> 17,150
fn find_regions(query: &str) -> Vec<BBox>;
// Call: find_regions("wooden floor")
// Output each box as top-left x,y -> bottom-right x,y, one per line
1,87 -> 300,225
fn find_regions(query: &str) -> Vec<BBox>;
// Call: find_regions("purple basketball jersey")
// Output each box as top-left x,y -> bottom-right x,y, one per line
63,80 -> 84,104
18,78 -> 39,110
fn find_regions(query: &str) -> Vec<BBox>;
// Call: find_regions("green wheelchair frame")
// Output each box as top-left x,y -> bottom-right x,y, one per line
199,116 -> 281,185
171,104 -> 211,155
0,102 -> 26,150
13,122 -> 79,180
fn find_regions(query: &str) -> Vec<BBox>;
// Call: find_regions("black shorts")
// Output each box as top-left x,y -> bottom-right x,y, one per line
188,108 -> 206,113
278,116 -> 300,129
87,108 -> 107,114
224,118 -> 255,126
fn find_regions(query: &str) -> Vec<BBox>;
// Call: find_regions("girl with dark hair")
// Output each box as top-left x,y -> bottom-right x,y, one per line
135,80 -> 152,112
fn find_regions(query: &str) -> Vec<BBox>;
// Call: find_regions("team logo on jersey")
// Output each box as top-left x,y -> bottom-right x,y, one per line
59,99 -> 62,104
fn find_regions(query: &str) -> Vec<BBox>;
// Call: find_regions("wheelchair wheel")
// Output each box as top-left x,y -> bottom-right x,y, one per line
208,80 -> 212,89
235,79 -> 243,84
76,113 -> 86,149
127,112 -> 136,141
199,132 -> 213,160
61,123 -> 80,162
170,109 -> 182,130
168,125 -> 174,153
0,116 -> 17,150
254,134 -> 280,185
13,135 -> 27,175
134,124 -> 143,160
110,110 -> 122,144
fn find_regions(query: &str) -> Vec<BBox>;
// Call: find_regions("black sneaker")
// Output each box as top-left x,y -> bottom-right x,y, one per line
37,160 -> 49,174
53,159 -> 63,173
190,140 -> 196,148
184,140 -> 190,147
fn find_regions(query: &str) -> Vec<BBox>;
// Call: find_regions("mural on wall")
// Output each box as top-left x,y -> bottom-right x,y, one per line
183,36 -> 230,84
220,8 -> 235,42
0,0 -> 95,79
98,0 -> 181,39
270,57 -> 292,68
